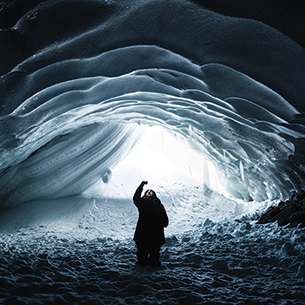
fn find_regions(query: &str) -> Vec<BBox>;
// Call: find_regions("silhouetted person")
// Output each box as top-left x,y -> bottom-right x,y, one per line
133,181 -> 169,267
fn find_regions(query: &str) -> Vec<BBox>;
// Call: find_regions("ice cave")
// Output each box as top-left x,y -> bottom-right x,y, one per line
0,0 -> 305,304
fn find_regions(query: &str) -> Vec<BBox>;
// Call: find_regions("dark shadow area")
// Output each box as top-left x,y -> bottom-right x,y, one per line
0,0 -> 304,76
0,0 -> 116,74
191,0 -> 305,49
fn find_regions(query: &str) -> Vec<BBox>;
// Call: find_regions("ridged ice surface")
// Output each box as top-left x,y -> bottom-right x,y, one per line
1,46 -> 305,206
0,0 -> 305,207
0,0 -> 305,304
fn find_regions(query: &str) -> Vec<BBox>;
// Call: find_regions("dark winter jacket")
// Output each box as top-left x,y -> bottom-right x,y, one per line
133,183 -> 169,246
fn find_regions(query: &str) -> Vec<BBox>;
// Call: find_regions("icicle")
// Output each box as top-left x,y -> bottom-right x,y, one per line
239,160 -> 244,182
189,124 -> 192,142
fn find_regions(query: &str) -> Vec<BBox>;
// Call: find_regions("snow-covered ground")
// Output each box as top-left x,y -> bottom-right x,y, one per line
0,190 -> 304,304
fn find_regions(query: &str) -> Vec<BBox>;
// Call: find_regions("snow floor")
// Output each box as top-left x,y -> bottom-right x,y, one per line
0,194 -> 305,304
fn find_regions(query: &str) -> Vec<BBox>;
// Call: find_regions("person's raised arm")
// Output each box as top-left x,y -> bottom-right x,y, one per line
133,181 -> 148,206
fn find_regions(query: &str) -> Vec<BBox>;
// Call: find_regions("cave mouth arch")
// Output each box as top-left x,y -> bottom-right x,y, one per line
0,85 -> 300,211
0,51 -> 304,210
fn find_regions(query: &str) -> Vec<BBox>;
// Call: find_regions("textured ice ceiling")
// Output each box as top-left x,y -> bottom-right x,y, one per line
0,0 -> 305,209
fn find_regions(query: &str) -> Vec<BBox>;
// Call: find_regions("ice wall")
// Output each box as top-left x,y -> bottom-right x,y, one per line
0,0 -> 305,209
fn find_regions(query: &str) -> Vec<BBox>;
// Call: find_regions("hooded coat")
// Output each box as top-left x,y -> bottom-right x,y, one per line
133,182 -> 169,246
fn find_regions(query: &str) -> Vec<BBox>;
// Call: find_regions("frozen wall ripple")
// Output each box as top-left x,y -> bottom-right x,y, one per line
0,0 -> 305,209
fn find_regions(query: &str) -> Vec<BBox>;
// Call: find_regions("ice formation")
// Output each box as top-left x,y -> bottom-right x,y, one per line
0,0 -> 305,210
1,1 -> 305,304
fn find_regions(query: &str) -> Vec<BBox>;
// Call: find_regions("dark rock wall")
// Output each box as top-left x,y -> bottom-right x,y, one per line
258,190 -> 305,227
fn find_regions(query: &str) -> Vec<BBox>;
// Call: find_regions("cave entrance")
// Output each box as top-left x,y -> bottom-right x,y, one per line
85,125 -> 227,199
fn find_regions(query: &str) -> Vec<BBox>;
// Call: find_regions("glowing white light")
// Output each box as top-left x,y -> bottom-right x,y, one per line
86,125 -> 227,198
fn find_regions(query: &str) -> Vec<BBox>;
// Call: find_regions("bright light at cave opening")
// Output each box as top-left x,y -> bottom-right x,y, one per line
91,125 -> 227,199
